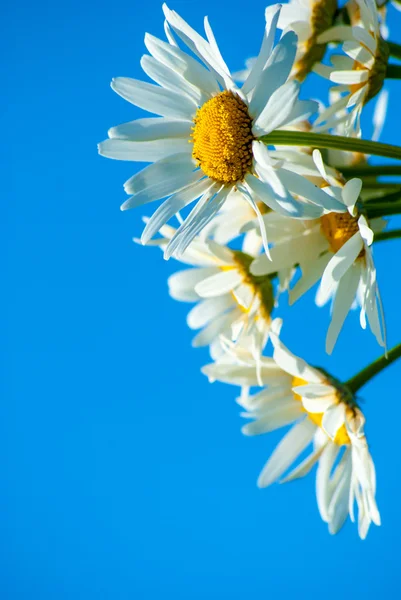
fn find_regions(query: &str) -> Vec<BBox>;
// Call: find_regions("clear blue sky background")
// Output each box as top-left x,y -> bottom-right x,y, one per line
4,0 -> 401,598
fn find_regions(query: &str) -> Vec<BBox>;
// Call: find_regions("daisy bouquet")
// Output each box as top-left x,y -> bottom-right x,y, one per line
99,0 -> 401,539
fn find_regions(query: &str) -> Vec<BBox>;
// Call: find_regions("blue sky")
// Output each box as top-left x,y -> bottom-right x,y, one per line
4,0 -> 401,598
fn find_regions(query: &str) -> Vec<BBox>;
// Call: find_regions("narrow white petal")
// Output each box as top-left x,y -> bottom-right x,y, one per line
140,54 -> 202,104
168,267 -> 219,301
257,419 -> 316,488
281,445 -> 325,483
249,31 -> 298,118
141,178 -> 213,244
186,295 -> 233,329
108,117 -> 192,141
144,33 -> 219,95
316,442 -> 340,522
243,403 -> 302,436
322,403 -> 346,439
195,269 -> 243,298
253,80 -> 301,135
241,4 -> 281,95
98,137 -> 192,163
319,234 -> 363,306
111,77 -> 196,119
122,169 -> 202,211
325,264 -> 361,354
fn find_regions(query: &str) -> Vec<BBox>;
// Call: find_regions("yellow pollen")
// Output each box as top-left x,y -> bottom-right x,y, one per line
292,377 -> 350,446
191,91 -> 254,184
320,212 -> 362,254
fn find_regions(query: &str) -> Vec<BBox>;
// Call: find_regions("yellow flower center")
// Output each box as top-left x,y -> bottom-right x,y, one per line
292,377 -> 350,446
320,211 -> 361,254
191,91 -> 254,184
229,250 -> 274,322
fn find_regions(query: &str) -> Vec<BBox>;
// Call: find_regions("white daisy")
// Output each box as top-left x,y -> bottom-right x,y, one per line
98,3 -> 345,259
249,151 -> 386,353
314,0 -> 389,134
140,222 -> 284,366
202,320 -> 380,539
233,1 -> 338,83
277,0 -> 339,81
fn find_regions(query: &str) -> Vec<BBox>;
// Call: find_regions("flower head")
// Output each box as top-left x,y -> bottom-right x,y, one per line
314,0 -> 389,134
141,223 -> 280,367
202,320 -> 380,539
99,3 -> 344,259
250,151 -> 386,353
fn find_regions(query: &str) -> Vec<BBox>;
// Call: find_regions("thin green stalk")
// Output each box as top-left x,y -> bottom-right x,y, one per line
364,189 -> 401,204
337,165 -> 401,177
386,64 -> 401,79
361,182 -> 401,190
387,40 -> 401,61
365,201 -> 401,219
261,131 -> 401,161
346,343 -> 401,394
375,229 -> 401,243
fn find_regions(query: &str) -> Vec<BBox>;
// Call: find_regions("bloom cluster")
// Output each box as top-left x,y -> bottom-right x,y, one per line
99,1 -> 401,539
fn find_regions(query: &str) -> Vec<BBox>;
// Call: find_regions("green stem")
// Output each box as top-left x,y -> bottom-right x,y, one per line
261,131 -> 401,161
362,182 -> 401,190
337,165 -> 401,177
374,229 -> 401,243
387,40 -> 401,61
346,343 -> 401,394
386,64 -> 401,79
365,201 -> 401,219
364,189 -> 401,203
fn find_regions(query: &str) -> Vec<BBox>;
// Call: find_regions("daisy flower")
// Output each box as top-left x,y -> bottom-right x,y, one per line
277,0 -> 338,81
140,222 -> 284,366
314,0 -> 389,134
202,320 -> 380,539
98,3 -> 345,259
233,0 -> 338,83
249,151 -> 386,354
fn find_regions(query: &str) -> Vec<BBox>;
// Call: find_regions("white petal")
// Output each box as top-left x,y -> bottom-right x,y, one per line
108,117 -> 192,141
271,332 -> 323,383
140,55 -> 202,104
319,233 -> 364,306
195,269 -> 243,298
111,77 -> 196,119
281,445 -> 326,483
293,383 -> 336,399
243,402 -> 302,436
329,70 -> 369,85
253,80 -> 301,135
192,308 -> 241,347
249,30 -> 298,118
342,178 -> 362,213
141,178 -> 214,244
168,267 -> 219,301
257,419 -> 316,488
278,169 -> 345,212
187,295 -> 233,329
325,263 -> 361,354
122,168 -> 203,211
289,253 -> 331,304
165,186 -> 228,259
241,4 -> 281,95
322,403 -> 346,440
98,138 -> 191,163
144,33 -> 219,95
162,4 -> 235,91
124,153 -> 195,195
352,25 -> 376,55
316,442 -> 340,522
